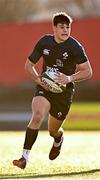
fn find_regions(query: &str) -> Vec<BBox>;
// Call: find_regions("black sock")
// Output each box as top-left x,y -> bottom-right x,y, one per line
23,127 -> 38,150
54,133 -> 63,143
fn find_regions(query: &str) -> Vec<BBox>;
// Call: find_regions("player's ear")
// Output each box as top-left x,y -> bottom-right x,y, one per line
52,25 -> 57,33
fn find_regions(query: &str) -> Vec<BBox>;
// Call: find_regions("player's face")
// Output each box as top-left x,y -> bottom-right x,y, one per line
53,23 -> 71,43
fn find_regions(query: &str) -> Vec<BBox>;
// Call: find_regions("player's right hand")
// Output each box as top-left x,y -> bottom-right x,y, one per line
35,77 -> 49,91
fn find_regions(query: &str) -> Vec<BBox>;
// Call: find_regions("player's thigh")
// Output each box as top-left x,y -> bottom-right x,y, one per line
32,96 -> 50,117
48,115 -> 63,133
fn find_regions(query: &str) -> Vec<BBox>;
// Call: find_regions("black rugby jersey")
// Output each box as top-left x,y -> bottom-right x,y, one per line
28,35 -> 88,75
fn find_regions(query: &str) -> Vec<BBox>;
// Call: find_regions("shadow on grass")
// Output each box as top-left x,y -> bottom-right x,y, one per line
0,169 -> 100,179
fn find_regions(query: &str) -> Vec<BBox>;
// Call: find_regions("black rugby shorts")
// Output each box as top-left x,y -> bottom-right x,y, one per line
34,84 -> 74,121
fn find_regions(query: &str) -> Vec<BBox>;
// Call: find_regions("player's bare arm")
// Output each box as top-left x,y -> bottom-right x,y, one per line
54,61 -> 92,84
25,59 -> 49,90
71,61 -> 93,82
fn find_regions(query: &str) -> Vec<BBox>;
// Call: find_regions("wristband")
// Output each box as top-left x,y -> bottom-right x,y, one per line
67,76 -> 72,83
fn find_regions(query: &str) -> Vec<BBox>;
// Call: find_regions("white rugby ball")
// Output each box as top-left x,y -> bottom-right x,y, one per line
41,71 -> 66,93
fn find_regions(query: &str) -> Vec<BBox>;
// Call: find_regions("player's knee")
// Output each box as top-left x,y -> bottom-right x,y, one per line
32,111 -> 43,125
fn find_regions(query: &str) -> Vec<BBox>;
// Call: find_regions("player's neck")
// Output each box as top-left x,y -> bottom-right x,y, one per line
54,36 -> 69,43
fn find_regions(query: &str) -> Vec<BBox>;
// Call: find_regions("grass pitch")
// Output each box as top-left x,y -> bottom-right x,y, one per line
0,131 -> 100,180
63,102 -> 100,130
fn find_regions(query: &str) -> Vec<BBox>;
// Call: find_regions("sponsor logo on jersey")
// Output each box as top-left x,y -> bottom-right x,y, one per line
43,49 -> 50,55
46,66 -> 59,72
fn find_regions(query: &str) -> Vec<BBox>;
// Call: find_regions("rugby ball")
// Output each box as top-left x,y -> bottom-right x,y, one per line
41,71 -> 66,93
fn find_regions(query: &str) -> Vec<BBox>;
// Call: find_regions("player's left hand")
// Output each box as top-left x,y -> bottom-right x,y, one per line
54,72 -> 72,84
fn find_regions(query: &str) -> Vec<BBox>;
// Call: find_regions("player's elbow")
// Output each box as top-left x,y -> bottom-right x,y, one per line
25,59 -> 29,72
25,59 -> 32,75
86,68 -> 93,80
24,59 -> 27,71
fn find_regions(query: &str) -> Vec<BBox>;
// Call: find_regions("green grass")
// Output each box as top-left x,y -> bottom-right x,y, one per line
70,102 -> 100,113
1,131 -> 100,179
63,102 -> 100,130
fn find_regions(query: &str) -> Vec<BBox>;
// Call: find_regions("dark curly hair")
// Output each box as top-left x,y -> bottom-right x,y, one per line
52,12 -> 72,26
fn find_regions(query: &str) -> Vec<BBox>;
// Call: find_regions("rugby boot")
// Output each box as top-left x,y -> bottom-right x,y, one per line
13,156 -> 26,169
49,133 -> 63,160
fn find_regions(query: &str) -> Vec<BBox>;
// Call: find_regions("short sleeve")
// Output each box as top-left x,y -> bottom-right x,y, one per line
73,42 -> 89,64
28,38 -> 43,64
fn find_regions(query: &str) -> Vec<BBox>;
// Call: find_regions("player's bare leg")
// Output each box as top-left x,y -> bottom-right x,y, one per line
48,115 -> 64,160
13,96 -> 50,169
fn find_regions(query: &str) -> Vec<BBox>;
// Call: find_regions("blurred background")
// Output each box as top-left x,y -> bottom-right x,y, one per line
0,0 -> 100,130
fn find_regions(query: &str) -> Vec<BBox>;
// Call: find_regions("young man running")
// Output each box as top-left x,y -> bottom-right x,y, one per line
13,12 -> 92,169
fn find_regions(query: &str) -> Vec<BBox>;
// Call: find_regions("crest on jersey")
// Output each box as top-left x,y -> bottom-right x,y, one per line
63,52 -> 68,59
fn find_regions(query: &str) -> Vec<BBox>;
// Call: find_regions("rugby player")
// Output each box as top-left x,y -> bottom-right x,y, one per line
13,12 -> 92,169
